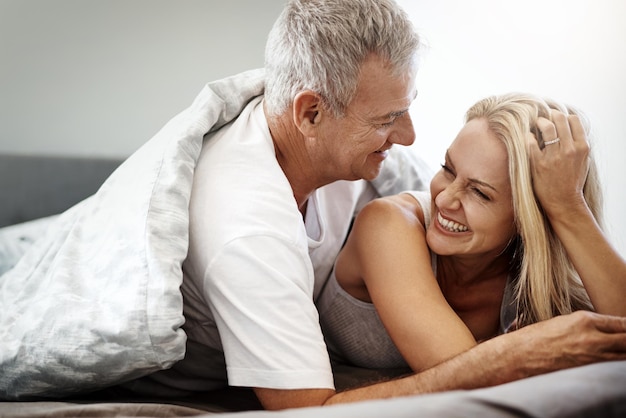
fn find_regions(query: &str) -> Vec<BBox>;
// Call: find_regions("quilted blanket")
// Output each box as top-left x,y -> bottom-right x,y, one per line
0,69 -> 265,400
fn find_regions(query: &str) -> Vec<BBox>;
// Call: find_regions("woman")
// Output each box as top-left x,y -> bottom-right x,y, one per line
317,93 -> 626,373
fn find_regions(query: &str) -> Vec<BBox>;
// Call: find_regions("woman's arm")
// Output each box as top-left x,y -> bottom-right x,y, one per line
529,111 -> 626,316
335,194 -> 476,372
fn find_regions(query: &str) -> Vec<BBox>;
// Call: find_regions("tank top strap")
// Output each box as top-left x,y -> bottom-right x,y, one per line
499,276 -> 518,333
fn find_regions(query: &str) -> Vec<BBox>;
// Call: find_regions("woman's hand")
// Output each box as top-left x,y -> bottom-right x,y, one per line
529,110 -> 626,316
528,110 -> 590,218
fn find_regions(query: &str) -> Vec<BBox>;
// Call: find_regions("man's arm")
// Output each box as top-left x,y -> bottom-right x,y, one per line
254,311 -> 626,410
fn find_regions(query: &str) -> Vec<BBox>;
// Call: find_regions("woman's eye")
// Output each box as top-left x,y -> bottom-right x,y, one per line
440,163 -> 454,176
472,188 -> 490,201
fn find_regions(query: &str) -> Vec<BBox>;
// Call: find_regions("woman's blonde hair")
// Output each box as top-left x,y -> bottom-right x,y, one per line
465,93 -> 604,326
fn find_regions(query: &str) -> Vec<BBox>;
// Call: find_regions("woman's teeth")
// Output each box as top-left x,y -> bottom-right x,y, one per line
437,212 -> 468,232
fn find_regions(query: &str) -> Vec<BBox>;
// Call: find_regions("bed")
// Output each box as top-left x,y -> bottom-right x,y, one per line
1,152 -> 626,418
2,69 -> 626,416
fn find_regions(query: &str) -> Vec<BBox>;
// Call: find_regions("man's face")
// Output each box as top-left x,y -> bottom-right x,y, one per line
317,54 -> 418,181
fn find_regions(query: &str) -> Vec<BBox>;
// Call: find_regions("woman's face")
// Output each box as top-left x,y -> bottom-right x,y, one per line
427,118 -> 516,258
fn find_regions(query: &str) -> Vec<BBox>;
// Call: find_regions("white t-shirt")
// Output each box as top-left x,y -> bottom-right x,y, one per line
140,97 -> 377,393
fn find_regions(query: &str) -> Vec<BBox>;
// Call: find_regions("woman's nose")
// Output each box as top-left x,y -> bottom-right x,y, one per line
435,182 -> 462,211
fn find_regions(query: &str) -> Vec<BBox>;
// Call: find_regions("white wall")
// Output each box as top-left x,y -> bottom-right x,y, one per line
2,0 -> 624,255
398,0 -> 626,255
0,0 -> 285,158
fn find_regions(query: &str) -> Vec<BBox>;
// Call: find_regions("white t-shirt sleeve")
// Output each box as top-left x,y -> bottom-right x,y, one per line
204,234 -> 334,390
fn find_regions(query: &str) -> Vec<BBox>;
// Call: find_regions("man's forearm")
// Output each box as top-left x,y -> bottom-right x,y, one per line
328,310 -> 626,405
326,332 -> 526,405
257,312 -> 626,409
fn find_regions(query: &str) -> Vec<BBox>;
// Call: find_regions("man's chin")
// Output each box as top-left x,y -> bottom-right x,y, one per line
361,167 -> 382,182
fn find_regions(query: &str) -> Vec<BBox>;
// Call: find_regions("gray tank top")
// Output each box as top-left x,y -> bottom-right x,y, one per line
317,191 -> 517,369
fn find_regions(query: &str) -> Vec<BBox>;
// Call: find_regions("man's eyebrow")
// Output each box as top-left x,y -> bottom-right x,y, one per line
374,90 -> 417,122
385,90 -> 418,118
389,109 -> 409,118
376,109 -> 408,121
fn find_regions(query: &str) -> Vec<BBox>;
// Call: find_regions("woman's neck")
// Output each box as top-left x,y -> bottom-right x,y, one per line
437,251 -> 513,288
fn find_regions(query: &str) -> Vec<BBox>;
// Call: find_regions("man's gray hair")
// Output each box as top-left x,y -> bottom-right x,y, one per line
264,0 -> 421,117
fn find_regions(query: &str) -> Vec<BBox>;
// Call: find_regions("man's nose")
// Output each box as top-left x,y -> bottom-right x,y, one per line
390,113 -> 415,146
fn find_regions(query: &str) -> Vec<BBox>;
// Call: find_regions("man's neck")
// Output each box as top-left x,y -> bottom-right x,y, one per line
266,109 -> 328,212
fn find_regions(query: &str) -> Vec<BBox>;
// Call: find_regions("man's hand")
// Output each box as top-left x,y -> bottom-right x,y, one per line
254,311 -> 626,410
498,311 -> 626,379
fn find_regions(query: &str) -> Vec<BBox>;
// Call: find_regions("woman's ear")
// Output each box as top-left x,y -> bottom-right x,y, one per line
293,90 -> 322,136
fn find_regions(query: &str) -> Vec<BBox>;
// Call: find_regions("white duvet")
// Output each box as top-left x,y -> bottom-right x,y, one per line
0,69 -> 265,400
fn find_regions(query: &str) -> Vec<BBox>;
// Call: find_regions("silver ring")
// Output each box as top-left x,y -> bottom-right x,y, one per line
544,138 -> 560,146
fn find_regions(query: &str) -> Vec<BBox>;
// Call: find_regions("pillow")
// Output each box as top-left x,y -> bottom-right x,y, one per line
0,143 -> 190,399
0,215 -> 59,276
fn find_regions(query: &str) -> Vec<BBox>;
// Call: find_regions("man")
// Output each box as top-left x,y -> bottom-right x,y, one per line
123,0 -> 626,411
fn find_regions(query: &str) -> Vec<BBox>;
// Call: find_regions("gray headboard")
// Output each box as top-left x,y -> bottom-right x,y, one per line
0,154 -> 123,227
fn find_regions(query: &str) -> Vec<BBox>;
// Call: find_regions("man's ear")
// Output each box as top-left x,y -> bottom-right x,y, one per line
293,90 -> 322,136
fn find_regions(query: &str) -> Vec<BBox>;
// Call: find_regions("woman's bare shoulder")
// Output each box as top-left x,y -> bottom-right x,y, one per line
357,193 -> 426,228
